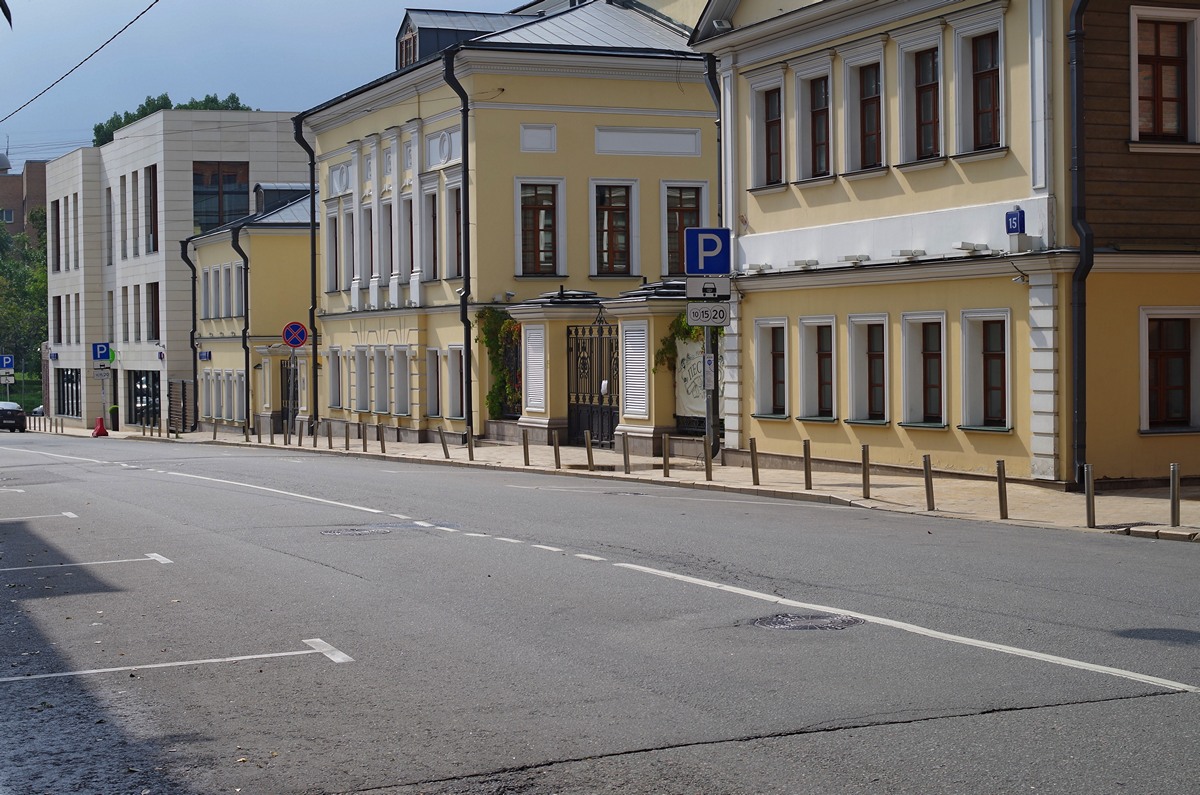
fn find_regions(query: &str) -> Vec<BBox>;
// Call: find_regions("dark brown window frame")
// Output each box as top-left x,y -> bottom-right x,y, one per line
982,319 -> 1006,427
866,323 -> 885,420
770,325 -> 786,415
810,76 -> 830,177
521,183 -> 558,275
817,324 -> 834,418
763,87 -> 783,185
972,33 -> 1001,150
1148,317 -> 1191,427
1138,20 -> 1189,141
859,64 -> 882,168
666,185 -> 701,276
921,321 -> 942,423
594,184 -> 631,275
915,49 -> 940,159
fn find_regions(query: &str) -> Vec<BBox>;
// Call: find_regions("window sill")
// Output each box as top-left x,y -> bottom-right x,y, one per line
393,412 -> 411,418
516,274 -> 564,279
951,146 -> 1008,164
748,183 -> 788,196
844,418 -> 889,426
792,174 -> 836,188
899,421 -> 949,430
896,157 -> 947,173
1128,141 -> 1200,155
1139,426 -> 1200,435
841,165 -> 889,182
590,273 -> 638,279
797,415 -> 838,423
751,413 -> 790,421
957,424 -> 1012,433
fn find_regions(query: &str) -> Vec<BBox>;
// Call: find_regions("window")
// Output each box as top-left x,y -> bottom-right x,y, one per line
811,77 -> 831,176
355,348 -> 370,412
423,188 -> 438,280
104,188 -> 114,266
222,265 -> 232,318
755,318 -> 788,416
842,42 -> 887,172
107,291 -> 115,343
593,182 -> 634,276
664,184 -> 701,275
233,264 -> 245,317
380,202 -> 395,281
50,200 -> 61,271
55,369 -> 81,417
121,286 -> 129,342
447,347 -> 464,419
960,310 -> 1010,429
950,9 -> 1005,154
324,209 -> 339,291
72,193 -> 80,268
130,171 -> 139,256
763,87 -> 783,185
518,181 -> 561,275
342,210 -> 355,289
799,317 -> 836,419
193,162 -> 249,233
133,284 -> 142,342
145,164 -> 158,252
426,348 -> 441,417
859,64 -> 883,169
400,197 -> 414,278
392,347 -> 411,415
374,348 -> 389,413
119,176 -> 128,259
849,315 -> 888,422
147,282 -> 160,342
201,269 -> 210,319
202,370 -> 213,419
52,296 -> 62,344
0,208 -> 11,224
915,49 -> 940,159
1135,13 -> 1196,141
972,33 -> 1001,150
397,29 -> 417,68
448,185 -> 462,279
328,350 -> 342,408
362,206 -> 375,282
902,314 -> 945,425
1141,308 -> 1200,430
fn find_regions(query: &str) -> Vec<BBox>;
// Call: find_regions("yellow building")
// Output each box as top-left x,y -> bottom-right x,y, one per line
690,0 -> 1200,484
185,185 -> 313,434
295,0 -> 717,448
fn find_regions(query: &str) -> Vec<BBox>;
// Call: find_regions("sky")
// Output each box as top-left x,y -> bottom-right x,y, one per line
0,0 -> 515,172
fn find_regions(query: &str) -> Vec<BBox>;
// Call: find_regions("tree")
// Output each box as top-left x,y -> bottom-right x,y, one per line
0,207 -> 48,374
92,92 -> 256,146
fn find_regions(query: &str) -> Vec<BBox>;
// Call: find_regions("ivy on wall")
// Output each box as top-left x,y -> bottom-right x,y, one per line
475,307 -> 522,419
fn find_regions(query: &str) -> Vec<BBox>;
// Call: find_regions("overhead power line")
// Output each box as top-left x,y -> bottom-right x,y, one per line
0,0 -> 163,126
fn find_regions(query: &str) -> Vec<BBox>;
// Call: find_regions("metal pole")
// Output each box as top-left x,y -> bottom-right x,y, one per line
552,430 -> 561,470
1170,463 -> 1181,527
1084,463 -> 1096,528
256,416 -> 261,445
269,421 -> 274,446
209,422 -> 214,441
704,433 -> 713,481
584,430 -> 594,471
344,422 -> 349,451
861,444 -> 870,499
749,437 -> 759,486
244,422 -> 249,443
803,439 -> 812,490
326,420 -> 332,450
522,429 -> 530,467
923,454 -> 935,512
297,421 -> 305,447
662,433 -> 671,478
622,432 -> 631,475
438,426 -> 450,459
997,460 -> 1009,520
312,419 -> 318,448
467,428 -> 475,462
361,422 -> 367,453
378,424 -> 386,455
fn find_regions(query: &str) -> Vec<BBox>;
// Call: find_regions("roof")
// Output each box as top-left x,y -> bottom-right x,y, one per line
404,9 -> 527,34
477,0 -> 690,51
192,190 -> 317,242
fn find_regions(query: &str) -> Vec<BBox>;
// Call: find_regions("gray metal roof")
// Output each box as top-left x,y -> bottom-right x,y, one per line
251,192 -> 316,226
406,10 -> 527,34
477,0 -> 689,51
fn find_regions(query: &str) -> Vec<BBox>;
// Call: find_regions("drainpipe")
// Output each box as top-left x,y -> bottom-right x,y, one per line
179,236 -> 200,432
444,45 -> 474,437
703,52 -> 723,457
230,225 -> 252,432
293,115 -> 320,430
1069,0 -> 1094,488
704,53 -> 723,228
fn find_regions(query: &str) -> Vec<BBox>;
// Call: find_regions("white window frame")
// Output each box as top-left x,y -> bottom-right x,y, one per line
1128,6 -> 1200,144
234,371 -> 246,422
222,264 -> 232,318
399,195 -> 414,279
848,314 -> 889,422
362,205 -> 375,283
200,269 -> 210,319
426,348 -> 442,417
202,369 -> 213,419
960,308 -> 1011,429
894,26 -> 946,164
328,348 -> 342,408
798,315 -> 837,420
392,346 -> 411,416
373,348 -> 389,414
341,208 -> 355,290
380,200 -> 395,280
447,345 -> 465,419
445,168 -> 463,280
514,177 -> 567,277
214,372 -> 224,420
233,263 -> 245,317
747,66 -> 787,187
754,317 -> 789,416
324,205 -> 339,291
589,178 -> 640,277
840,38 -> 888,173
790,53 -> 836,181
354,348 -> 370,412
901,312 -> 947,425
949,6 -> 1006,154
421,180 -> 438,281
621,320 -> 650,419
224,371 -> 234,421
523,324 -> 547,412
1139,306 -> 1200,430
260,359 -> 272,411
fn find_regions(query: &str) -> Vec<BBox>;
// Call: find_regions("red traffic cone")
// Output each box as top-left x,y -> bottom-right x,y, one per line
91,417 -> 109,437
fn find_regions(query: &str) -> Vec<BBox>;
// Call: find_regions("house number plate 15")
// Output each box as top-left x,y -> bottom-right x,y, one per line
686,302 -> 731,327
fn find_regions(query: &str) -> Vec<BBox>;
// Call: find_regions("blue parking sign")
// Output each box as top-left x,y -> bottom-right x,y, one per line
684,228 -> 732,276
92,342 -> 110,361
0,354 -> 13,370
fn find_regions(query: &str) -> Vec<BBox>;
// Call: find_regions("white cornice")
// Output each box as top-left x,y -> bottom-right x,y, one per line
1091,253 -> 1200,272
472,101 -> 715,119
305,65 -> 445,135
454,50 -> 705,83
734,253 -> 1076,291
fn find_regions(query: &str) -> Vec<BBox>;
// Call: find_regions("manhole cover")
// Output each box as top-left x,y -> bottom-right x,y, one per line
321,527 -> 393,537
754,613 -> 865,631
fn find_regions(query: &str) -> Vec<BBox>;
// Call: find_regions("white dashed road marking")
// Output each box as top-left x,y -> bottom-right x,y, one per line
0,512 -> 79,524
0,553 -> 172,573
575,554 -> 607,561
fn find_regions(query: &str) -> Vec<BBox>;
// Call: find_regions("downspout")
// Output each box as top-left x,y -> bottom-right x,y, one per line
1069,0 -> 1094,487
179,236 -> 200,432
703,52 -> 723,457
230,225 -> 252,433
293,115 -> 320,431
704,53 -> 723,228
444,45 -> 473,436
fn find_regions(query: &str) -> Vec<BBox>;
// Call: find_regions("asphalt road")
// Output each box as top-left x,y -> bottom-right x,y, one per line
1,435 -> 1197,795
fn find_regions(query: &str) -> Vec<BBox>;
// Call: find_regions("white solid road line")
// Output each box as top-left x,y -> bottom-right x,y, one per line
615,563 -> 1199,694
0,553 -> 172,573
168,471 -> 385,514
0,512 -> 78,524
0,639 -> 353,684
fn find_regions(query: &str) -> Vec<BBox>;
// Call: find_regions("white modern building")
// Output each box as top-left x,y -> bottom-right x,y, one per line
45,110 -> 307,430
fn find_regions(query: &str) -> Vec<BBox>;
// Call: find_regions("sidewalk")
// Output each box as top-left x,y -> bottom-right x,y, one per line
34,421 -> 1200,542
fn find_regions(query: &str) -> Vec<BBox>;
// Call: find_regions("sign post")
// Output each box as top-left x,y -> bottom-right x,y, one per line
684,228 -> 733,458
282,323 -> 309,439
91,343 -> 112,431
0,354 -> 12,401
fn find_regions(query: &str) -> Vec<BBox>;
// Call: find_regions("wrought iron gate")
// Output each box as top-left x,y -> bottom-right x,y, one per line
567,321 -> 619,447
280,358 -> 299,433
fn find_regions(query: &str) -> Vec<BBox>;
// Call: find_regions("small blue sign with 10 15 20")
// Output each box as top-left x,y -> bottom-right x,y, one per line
684,228 -> 732,276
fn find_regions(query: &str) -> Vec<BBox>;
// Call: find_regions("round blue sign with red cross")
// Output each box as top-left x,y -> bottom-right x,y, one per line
282,321 -> 308,348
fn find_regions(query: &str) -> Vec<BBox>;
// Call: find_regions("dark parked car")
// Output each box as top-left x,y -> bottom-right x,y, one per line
0,401 -> 27,432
